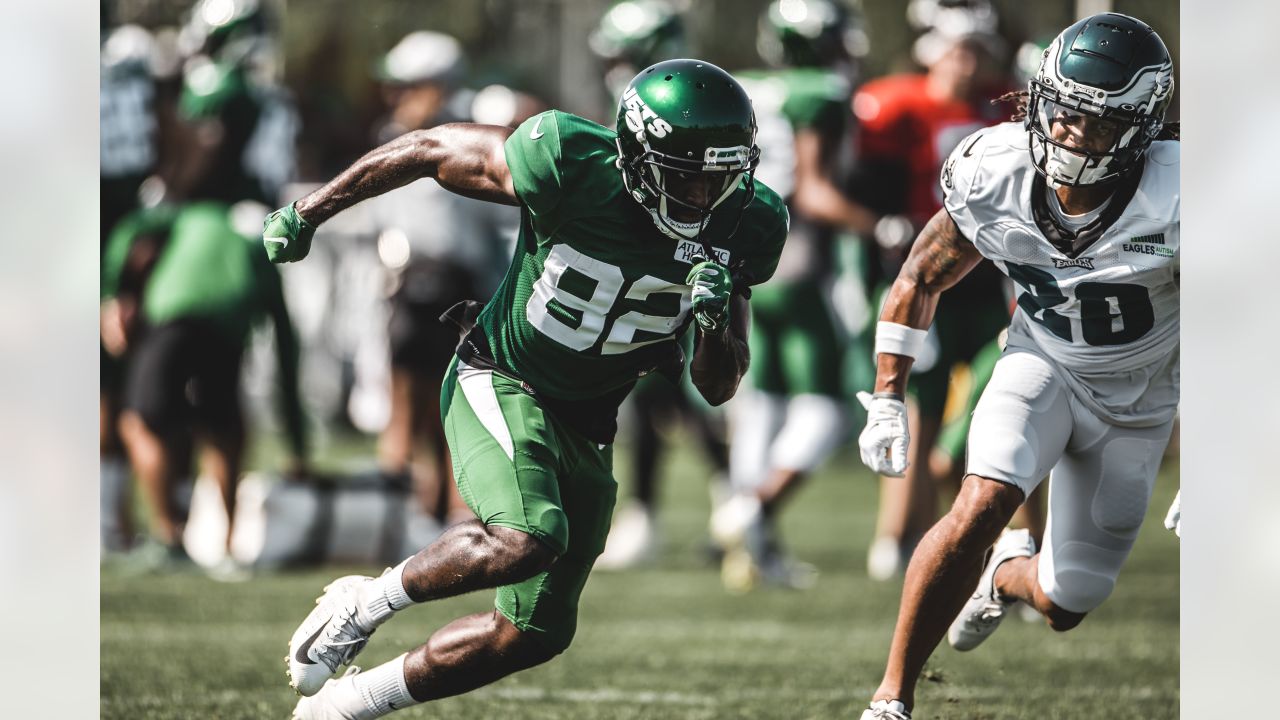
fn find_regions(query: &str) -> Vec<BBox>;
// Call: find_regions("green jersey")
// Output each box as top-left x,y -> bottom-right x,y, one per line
103,200 -> 307,455
103,202 -> 292,347
736,68 -> 850,199
469,111 -> 787,435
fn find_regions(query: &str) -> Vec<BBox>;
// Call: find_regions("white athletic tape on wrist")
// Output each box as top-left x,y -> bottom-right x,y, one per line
875,321 -> 928,359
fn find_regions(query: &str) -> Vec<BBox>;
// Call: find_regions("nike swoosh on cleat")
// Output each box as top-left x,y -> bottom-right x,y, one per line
265,237 -> 289,248
294,619 -> 329,664
530,115 -> 545,140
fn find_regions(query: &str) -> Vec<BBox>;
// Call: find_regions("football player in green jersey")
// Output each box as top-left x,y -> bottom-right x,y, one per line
100,200 -> 308,578
588,0 -> 737,571
710,0 -> 879,590
164,0 -> 297,207
100,0 -> 307,578
273,59 -> 788,719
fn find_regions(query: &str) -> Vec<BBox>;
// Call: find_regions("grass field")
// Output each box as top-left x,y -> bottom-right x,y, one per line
101,434 -> 1179,719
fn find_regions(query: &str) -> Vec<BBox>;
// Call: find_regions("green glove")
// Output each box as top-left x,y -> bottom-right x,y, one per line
686,260 -> 733,334
262,203 -> 316,263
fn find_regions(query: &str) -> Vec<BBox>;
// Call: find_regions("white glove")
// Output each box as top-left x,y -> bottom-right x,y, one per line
1163,490 -> 1180,538
857,391 -> 910,477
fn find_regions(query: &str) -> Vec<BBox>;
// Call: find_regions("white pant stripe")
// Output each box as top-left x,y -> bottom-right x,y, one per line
456,360 -> 515,462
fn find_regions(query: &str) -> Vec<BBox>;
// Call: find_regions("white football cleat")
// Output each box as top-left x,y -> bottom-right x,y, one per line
860,699 -> 912,719
709,492 -> 762,548
292,666 -> 373,720
288,576 -> 376,696
947,528 -> 1036,651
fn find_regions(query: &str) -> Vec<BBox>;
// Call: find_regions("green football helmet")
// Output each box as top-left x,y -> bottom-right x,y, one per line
179,0 -> 269,64
757,0 -> 869,69
614,59 -> 761,242
1027,13 -> 1174,187
591,1 -> 688,101
590,1 -> 687,70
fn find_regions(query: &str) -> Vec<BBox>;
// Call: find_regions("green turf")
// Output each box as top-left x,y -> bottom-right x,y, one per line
101,434 -> 1179,719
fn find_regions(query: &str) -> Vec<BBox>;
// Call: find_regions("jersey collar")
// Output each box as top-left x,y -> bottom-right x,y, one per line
1030,162 -> 1145,259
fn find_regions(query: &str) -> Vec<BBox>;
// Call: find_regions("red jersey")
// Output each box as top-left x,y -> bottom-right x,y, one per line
853,74 -> 1010,227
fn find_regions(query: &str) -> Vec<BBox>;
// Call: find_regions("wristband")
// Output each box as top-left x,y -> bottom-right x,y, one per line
874,321 -> 928,359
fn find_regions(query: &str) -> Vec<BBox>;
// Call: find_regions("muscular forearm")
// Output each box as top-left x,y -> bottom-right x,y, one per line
690,328 -> 749,406
871,277 -> 937,396
871,208 -> 983,396
295,130 -> 439,224
295,124 -> 517,225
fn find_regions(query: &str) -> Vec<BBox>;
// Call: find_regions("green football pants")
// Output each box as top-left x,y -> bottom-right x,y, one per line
441,357 -> 616,653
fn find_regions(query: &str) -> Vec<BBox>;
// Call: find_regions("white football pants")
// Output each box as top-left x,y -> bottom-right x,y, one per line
729,390 -> 847,492
966,347 -> 1174,614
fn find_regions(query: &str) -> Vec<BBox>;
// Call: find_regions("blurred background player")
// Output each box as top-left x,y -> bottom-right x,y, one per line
161,0 -> 298,206
101,200 -> 308,577
100,13 -> 160,554
99,0 -> 308,577
101,17 -> 159,247
710,0 -> 880,590
356,30 -> 521,546
589,0 -> 688,104
849,0 -> 1015,581
588,1 -> 736,570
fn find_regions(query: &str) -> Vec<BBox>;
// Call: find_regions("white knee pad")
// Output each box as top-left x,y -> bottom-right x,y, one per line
1091,437 -> 1162,534
769,394 -> 848,473
1037,540 -> 1128,613
1037,424 -> 1173,615
965,350 -> 1072,496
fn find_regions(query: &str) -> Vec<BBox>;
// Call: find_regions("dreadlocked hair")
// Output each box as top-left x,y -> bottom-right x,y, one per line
991,91 -> 1179,141
995,90 -> 1030,122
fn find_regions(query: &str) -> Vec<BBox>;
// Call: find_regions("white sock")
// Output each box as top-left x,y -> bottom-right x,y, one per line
356,556 -> 417,630
352,654 -> 419,717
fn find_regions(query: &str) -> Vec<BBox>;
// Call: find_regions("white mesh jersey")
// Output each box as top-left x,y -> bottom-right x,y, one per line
942,121 -> 1179,426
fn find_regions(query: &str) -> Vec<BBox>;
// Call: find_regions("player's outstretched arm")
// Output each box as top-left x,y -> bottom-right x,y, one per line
689,292 -> 751,406
858,207 -> 984,476
873,207 -> 985,395
264,124 -> 519,263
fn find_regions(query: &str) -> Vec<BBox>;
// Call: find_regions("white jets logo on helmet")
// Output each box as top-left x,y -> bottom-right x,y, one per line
621,86 -> 672,144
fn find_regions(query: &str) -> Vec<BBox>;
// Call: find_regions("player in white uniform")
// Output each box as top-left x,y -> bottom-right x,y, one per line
855,13 -> 1178,720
